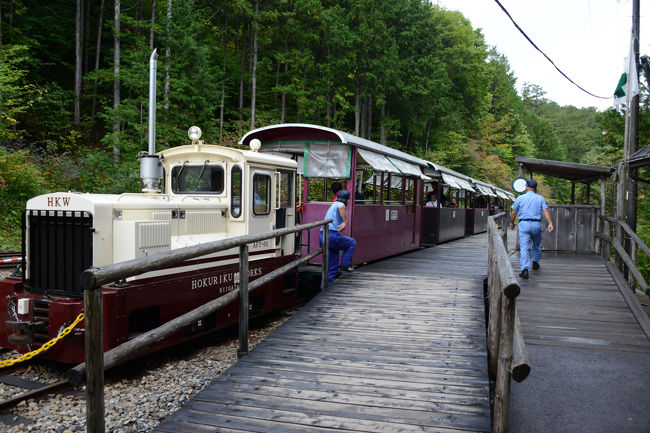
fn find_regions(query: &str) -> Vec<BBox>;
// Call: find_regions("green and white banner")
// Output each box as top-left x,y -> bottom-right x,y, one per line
614,30 -> 640,107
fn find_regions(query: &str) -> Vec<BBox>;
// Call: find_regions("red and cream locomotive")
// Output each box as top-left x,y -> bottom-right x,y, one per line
0,127 -> 299,363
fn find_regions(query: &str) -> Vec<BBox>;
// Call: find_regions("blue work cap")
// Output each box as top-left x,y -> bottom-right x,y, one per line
526,179 -> 537,189
337,190 -> 351,202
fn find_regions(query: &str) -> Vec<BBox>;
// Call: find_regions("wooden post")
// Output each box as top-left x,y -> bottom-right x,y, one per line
85,286 -> 105,433
616,160 -> 626,269
511,313 -> 531,383
322,224 -> 329,289
596,177 -> 606,254
603,219 -> 611,261
585,182 -> 591,204
570,182 -> 575,205
630,238 -> 638,290
237,245 -> 249,358
487,230 -> 501,379
493,295 -> 516,433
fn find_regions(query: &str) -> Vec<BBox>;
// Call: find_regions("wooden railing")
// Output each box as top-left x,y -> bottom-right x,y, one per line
595,215 -> 649,293
487,212 -> 530,433
595,215 -> 650,337
73,219 -> 331,433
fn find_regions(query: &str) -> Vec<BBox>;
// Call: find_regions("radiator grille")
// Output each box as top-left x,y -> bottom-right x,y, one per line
23,210 -> 93,297
138,221 -> 171,249
182,210 -> 225,234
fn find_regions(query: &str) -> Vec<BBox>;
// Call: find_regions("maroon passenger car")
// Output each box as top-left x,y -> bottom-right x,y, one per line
240,124 -> 431,265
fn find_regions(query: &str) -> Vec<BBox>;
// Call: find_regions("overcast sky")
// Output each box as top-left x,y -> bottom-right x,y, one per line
435,0 -> 649,111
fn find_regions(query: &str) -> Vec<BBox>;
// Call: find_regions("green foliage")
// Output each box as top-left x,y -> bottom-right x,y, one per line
4,0 -> 645,248
0,148 -> 46,249
0,45 -> 38,141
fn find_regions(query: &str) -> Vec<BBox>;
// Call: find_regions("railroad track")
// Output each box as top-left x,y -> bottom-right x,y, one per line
0,252 -> 21,271
0,375 -> 71,412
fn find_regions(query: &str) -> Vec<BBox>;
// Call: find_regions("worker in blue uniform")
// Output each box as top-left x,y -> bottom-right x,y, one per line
510,179 -> 554,279
319,190 -> 357,285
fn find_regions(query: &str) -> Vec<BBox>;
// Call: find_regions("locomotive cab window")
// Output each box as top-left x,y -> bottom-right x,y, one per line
279,170 -> 293,208
253,173 -> 271,215
231,165 -> 242,218
171,163 -> 224,194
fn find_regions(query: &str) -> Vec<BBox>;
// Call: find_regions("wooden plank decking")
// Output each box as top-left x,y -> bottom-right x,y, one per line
154,235 -> 492,433
508,248 -> 650,433
510,251 -> 650,354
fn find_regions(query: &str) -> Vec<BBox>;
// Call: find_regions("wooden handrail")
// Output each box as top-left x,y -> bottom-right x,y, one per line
81,219 -> 330,289
78,219 -> 332,433
599,215 -> 650,259
595,232 -> 649,293
486,214 -> 529,433
594,214 -> 650,340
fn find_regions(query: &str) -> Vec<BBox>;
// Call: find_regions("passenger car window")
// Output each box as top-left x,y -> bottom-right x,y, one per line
253,173 -> 271,215
231,165 -> 242,218
172,164 -> 224,194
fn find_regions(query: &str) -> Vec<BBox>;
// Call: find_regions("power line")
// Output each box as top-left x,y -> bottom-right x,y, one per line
493,0 -> 610,100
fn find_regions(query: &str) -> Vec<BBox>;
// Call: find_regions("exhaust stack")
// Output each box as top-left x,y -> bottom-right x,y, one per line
140,48 -> 163,193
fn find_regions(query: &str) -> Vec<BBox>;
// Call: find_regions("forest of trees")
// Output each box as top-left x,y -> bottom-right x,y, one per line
1,0 -> 649,251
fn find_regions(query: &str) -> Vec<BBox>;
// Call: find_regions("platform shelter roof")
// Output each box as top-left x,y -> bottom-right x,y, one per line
629,143 -> 650,168
515,156 -> 614,184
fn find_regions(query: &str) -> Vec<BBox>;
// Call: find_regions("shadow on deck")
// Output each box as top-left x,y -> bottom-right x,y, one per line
154,235 -> 492,433
509,250 -> 650,433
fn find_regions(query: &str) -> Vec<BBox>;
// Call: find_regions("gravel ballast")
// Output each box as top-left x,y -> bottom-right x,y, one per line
0,270 -> 296,433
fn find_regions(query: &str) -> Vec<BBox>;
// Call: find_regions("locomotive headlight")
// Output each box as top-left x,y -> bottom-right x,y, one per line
250,138 -> 261,152
188,126 -> 202,141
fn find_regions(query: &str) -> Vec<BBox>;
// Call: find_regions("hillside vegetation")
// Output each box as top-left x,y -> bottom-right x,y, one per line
0,0 -> 648,252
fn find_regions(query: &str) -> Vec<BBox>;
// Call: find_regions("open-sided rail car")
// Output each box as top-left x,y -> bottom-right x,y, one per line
240,124 -> 431,265
421,164 -> 476,244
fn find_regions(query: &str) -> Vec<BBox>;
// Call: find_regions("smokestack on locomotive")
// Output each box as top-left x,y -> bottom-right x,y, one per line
139,48 -> 163,193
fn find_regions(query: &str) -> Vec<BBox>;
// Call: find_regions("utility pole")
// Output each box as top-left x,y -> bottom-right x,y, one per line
626,0 -> 640,233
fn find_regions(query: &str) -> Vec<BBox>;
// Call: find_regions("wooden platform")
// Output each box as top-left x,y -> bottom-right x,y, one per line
154,235 -> 492,433
510,251 -> 650,354
508,248 -> 650,433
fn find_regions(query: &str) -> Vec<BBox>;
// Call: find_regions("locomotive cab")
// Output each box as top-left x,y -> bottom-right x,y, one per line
0,130 -> 298,363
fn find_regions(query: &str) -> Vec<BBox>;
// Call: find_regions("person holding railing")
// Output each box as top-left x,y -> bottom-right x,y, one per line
510,179 -> 554,279
320,190 -> 357,284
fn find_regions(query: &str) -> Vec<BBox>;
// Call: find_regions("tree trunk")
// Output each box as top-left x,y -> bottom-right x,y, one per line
354,84 -> 360,136
219,8 -> 228,142
280,40 -> 288,123
250,0 -> 258,131
9,0 -> 13,42
150,0 -> 156,49
366,96 -> 372,140
83,0 -> 91,74
74,0 -> 82,127
113,0 -> 121,162
425,119 -> 431,153
380,102 -> 386,145
326,45 -> 332,128
91,0 -> 104,115
134,0 -> 141,38
164,0 -> 171,113
238,24 -> 247,134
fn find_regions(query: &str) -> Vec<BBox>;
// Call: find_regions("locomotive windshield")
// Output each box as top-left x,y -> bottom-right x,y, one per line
172,163 -> 224,194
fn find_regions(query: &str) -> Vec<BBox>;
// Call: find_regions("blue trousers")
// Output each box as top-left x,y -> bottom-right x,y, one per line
319,231 -> 357,284
518,220 -> 542,271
